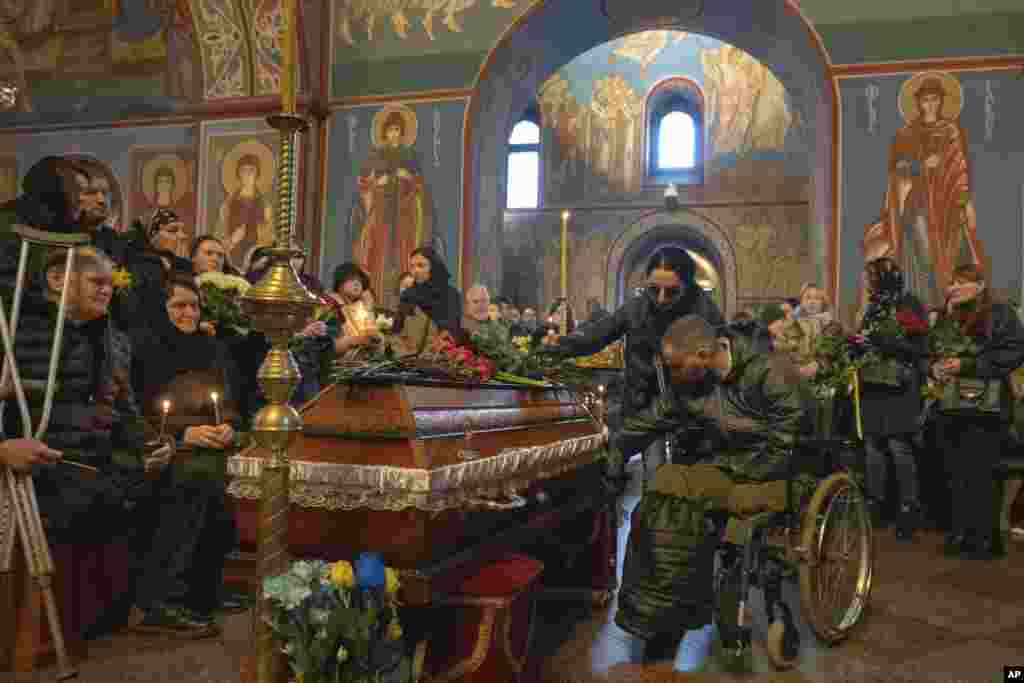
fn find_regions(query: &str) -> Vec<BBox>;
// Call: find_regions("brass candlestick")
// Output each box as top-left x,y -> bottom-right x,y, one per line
241,112 -> 318,683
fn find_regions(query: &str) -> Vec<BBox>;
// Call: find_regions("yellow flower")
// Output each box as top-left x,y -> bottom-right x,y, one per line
386,619 -> 403,641
384,567 -> 401,595
111,267 -> 133,290
328,560 -> 354,588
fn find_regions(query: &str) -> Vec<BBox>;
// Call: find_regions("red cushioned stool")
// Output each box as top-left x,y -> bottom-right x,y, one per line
425,554 -> 544,683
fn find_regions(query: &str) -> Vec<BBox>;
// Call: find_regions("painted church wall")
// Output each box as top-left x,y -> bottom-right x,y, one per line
499,31 -> 813,317
322,99 -> 467,308
837,69 -> 1024,321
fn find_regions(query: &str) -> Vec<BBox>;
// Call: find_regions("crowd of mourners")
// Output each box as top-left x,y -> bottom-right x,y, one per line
0,156 -> 1021,669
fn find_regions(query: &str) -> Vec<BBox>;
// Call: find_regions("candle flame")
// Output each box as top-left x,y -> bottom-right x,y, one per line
561,210 -> 570,221
211,391 -> 219,402
162,399 -> 171,413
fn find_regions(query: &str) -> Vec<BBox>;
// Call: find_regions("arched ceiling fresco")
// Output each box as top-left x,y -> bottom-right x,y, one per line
0,0 -> 1020,122
0,0 -> 308,124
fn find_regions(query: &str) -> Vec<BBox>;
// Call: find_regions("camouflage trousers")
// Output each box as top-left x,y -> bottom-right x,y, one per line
615,463 -> 795,641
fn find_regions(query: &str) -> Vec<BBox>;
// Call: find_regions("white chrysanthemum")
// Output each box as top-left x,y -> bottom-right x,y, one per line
196,271 -> 250,295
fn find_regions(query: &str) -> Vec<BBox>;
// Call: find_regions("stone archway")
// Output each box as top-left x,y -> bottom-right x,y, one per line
462,0 -> 834,298
605,209 -> 738,317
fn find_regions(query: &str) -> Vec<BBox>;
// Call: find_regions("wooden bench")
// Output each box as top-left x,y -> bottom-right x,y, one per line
1,537 -> 131,675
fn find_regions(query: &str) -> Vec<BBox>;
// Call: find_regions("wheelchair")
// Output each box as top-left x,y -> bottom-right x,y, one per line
671,399 -> 874,671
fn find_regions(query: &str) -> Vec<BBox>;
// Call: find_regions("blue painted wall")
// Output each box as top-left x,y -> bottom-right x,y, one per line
321,99 -> 468,286
837,71 -> 1024,319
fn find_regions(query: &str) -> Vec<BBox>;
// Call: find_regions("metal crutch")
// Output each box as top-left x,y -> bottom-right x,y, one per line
0,225 -> 91,680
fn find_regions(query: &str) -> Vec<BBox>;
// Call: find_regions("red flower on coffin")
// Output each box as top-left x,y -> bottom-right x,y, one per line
895,309 -> 929,335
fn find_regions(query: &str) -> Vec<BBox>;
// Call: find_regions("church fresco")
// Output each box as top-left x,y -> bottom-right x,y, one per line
863,71 -> 985,309
334,0 -> 520,48
0,0 -> 205,114
537,32 -> 797,203
349,103 -> 440,310
129,145 -> 198,241
197,118 -> 284,270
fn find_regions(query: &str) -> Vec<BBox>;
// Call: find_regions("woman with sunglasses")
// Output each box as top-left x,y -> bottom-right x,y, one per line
546,247 -> 723,483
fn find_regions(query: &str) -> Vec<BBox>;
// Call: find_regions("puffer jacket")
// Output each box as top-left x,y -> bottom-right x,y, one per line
615,324 -> 811,481
2,291 -> 145,462
554,289 -> 723,420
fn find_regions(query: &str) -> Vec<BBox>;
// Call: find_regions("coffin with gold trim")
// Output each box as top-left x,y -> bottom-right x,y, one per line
227,379 -> 609,595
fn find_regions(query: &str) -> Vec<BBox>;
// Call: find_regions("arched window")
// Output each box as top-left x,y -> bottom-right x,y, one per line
646,78 -> 704,185
506,112 -> 540,209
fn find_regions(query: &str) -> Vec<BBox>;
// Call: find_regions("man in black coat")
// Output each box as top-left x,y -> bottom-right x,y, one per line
547,248 -> 724,482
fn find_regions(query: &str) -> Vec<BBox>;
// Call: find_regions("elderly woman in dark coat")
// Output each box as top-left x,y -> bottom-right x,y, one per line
857,257 -> 928,540
130,271 -> 241,617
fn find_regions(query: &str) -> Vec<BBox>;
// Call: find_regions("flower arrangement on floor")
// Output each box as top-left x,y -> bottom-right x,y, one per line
196,271 -> 252,336
263,553 -> 410,683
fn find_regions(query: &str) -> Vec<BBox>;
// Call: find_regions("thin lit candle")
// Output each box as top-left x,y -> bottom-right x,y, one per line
159,399 -> 171,440
211,391 -> 222,426
560,210 -> 570,301
280,0 -> 298,114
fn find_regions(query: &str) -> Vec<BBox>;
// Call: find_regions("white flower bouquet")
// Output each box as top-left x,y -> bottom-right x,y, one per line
196,271 -> 252,336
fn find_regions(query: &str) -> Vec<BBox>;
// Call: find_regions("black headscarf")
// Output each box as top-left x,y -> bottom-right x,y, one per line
1,156 -> 86,232
132,280 -> 221,404
394,246 -> 463,338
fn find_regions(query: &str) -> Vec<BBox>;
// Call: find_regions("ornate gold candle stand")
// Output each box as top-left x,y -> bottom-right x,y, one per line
239,112 -> 319,683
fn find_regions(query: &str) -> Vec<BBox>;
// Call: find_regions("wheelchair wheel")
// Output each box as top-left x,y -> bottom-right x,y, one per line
798,472 -> 873,644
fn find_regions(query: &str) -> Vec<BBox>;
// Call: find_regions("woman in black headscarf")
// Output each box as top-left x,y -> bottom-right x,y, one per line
116,209 -> 193,333
393,246 -> 463,352
129,271 -> 240,619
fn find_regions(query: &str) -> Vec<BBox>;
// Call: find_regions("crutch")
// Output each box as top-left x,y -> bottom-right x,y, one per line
0,224 -> 91,680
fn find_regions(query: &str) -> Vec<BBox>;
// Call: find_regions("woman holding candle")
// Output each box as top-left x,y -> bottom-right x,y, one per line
130,272 -> 238,452
129,271 -> 241,617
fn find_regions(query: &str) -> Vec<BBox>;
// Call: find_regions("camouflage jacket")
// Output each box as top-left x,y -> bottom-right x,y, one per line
614,328 -> 810,481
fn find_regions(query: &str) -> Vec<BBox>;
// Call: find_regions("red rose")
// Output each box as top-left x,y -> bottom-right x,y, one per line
475,358 -> 494,381
895,309 -> 928,335
453,347 -> 474,364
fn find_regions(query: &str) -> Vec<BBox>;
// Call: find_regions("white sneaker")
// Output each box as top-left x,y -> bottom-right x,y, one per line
673,622 -> 716,672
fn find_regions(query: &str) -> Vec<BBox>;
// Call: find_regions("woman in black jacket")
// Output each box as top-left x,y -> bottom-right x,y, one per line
130,272 -> 241,617
857,257 -> 928,540
393,245 -> 463,344
549,248 -> 723,482
931,263 -> 1024,559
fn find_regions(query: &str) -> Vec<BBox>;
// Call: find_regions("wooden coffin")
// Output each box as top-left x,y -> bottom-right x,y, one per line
227,379 -> 607,590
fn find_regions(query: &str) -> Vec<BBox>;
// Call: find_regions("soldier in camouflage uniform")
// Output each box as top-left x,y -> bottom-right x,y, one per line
614,316 -> 812,666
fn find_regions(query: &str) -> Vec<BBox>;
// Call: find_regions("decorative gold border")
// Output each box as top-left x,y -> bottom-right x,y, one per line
424,607 -> 495,683
831,54 -> 1024,79
331,89 -> 473,108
